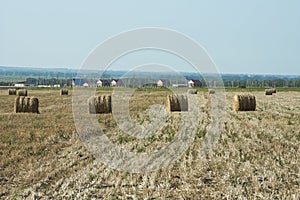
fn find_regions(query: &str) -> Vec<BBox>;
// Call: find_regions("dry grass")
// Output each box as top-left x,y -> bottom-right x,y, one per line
0,88 -> 299,199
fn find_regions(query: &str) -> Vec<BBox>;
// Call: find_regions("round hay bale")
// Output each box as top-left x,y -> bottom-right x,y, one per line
233,94 -> 256,111
14,96 -> 23,113
29,98 -> 39,114
270,88 -> 276,94
17,89 -> 28,96
60,89 -> 68,95
265,89 -> 273,95
14,96 -> 39,113
8,89 -> 16,95
187,89 -> 197,94
167,94 -> 188,112
209,89 -> 215,94
88,95 -> 112,114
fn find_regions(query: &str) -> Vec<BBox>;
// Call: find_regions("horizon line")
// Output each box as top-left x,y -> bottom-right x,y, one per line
0,65 -> 299,77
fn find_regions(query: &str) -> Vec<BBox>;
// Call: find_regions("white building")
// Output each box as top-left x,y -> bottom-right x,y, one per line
97,80 -> 102,87
14,83 -> 25,87
111,80 -> 117,87
83,82 -> 89,87
14,81 -> 35,87
157,80 -> 163,87
188,80 -> 194,88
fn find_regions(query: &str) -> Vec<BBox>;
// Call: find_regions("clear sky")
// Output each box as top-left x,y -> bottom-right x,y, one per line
0,0 -> 300,75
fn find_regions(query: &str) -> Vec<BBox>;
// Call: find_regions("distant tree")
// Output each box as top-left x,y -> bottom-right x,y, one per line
26,78 -> 37,84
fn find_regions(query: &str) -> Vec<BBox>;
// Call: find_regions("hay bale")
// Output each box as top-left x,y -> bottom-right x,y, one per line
187,89 -> 197,94
8,89 -> 16,95
265,88 -> 276,95
265,89 -> 273,95
88,95 -> 112,114
233,94 -> 256,111
17,89 -> 27,96
270,88 -> 276,94
60,89 -> 68,95
167,94 -> 188,112
14,96 -> 39,113
209,89 -> 215,94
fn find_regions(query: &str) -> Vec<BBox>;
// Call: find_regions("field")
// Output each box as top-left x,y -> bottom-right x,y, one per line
0,88 -> 299,199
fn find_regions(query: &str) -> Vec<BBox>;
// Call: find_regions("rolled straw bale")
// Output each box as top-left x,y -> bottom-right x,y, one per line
209,89 -> 215,94
8,89 -> 16,95
167,94 -> 188,112
270,88 -> 276,94
60,89 -> 68,95
88,95 -> 112,114
265,89 -> 273,95
187,89 -> 197,94
233,94 -> 256,111
17,89 -> 27,96
14,96 -> 39,113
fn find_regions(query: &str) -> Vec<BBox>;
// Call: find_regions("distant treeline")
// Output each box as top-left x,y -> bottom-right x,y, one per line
0,78 -> 73,86
200,79 -> 300,88
0,66 -> 78,78
222,79 -> 300,88
1,66 -> 300,87
1,77 -> 300,88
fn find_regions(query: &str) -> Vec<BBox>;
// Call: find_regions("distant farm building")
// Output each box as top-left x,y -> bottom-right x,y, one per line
111,80 -> 117,87
157,79 -> 170,88
14,81 -> 35,87
188,80 -> 202,87
157,80 -> 163,87
192,80 -> 202,87
38,85 -> 52,88
101,80 -> 111,87
72,78 -> 85,87
72,78 -> 91,87
188,80 -> 194,88
97,80 -> 102,87
97,79 -> 123,87
116,79 -> 125,87
15,82 -> 25,87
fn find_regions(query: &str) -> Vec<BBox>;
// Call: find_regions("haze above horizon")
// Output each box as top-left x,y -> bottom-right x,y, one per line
1,1 -> 300,75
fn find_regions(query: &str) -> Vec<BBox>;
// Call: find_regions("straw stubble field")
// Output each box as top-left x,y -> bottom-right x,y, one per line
0,88 -> 299,199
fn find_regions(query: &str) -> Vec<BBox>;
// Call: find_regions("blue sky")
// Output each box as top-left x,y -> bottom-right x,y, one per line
0,0 -> 300,75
